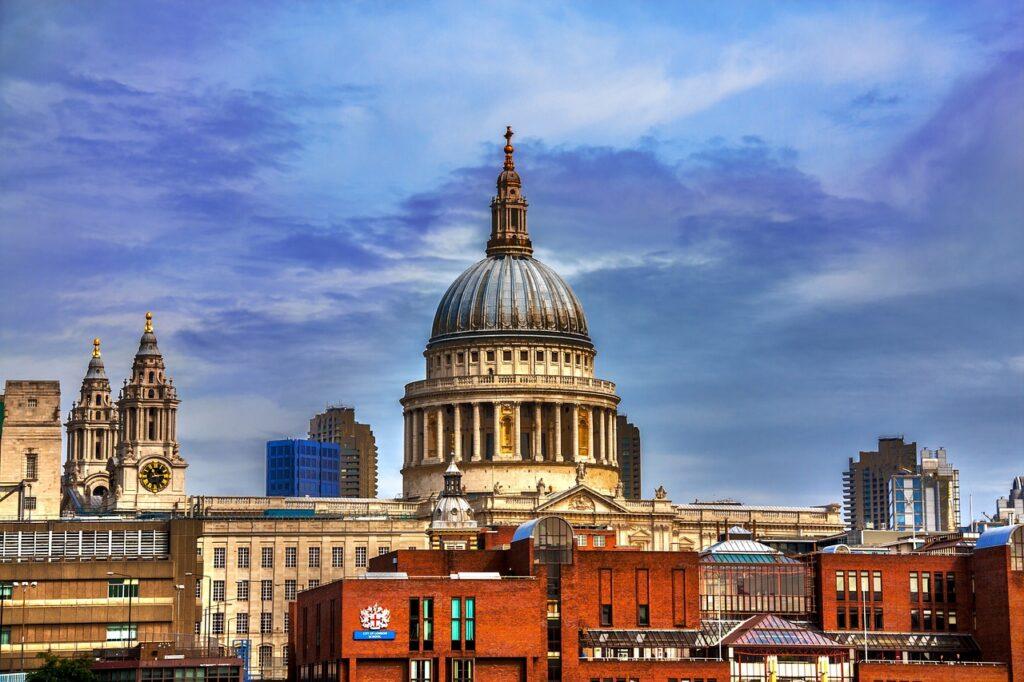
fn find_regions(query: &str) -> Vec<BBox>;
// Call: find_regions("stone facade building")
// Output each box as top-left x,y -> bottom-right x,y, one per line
0,380 -> 62,519
308,406 -> 378,498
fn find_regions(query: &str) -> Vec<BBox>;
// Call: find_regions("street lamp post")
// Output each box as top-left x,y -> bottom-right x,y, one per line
107,572 -> 136,647
173,584 -> 186,648
14,581 -> 37,672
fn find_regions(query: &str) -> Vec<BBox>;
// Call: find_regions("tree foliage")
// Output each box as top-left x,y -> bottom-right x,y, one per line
25,653 -> 99,682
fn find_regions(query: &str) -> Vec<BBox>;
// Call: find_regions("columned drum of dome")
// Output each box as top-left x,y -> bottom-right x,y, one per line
401,128 -> 622,499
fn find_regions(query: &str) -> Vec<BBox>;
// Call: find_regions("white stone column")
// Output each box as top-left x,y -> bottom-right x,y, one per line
435,406 -> 445,461
598,407 -> 606,464
402,412 -> 410,466
513,401 -> 522,460
472,402 -> 482,461
587,406 -> 594,462
611,411 -> 618,466
554,403 -> 563,461
418,408 -> 427,464
492,401 -> 501,460
453,403 -> 462,462
571,403 -> 579,461
533,402 -> 543,461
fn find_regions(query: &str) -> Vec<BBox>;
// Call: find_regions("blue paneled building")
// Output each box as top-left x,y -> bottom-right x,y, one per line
265,439 -> 340,497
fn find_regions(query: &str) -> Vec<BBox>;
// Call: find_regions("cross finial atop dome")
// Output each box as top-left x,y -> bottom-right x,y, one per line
503,126 -> 515,169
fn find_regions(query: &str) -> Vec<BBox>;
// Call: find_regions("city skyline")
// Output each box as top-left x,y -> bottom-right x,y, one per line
1,3 -> 1022,506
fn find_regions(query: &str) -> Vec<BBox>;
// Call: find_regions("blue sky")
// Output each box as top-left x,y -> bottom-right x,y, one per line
1,1 -> 1021,511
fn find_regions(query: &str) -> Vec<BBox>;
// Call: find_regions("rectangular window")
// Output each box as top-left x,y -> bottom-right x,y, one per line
261,546 -> 274,568
308,546 -> 321,568
457,352 -> 464,364
107,578 -> 139,599
872,571 -> 882,601
836,608 -> 846,629
848,606 -> 858,629
593,535 -> 606,548
260,612 -> 272,634
934,572 -> 944,603
378,545 -> 391,556
261,580 -> 273,601
563,352 -> 570,363
911,608 -> 921,630
0,627 -> 9,646
24,453 -> 38,481
236,580 -> 249,601
285,580 -> 297,601
599,568 -> 613,626
486,350 -> 495,362
519,349 -> 528,361
195,579 -> 202,599
285,546 -> 297,567
471,351 -> 479,363
946,573 -> 957,602
921,572 -> 931,602
409,660 -> 432,682
859,571 -> 869,598
450,597 -> 475,652
451,597 -> 461,650
308,579 -> 320,589
923,609 -> 933,630
635,569 -> 650,627
106,624 -> 137,641
332,546 -> 344,568
948,609 -> 958,632
213,547 -> 226,569
847,571 -> 857,601
237,546 -> 250,568
212,580 -> 225,602
451,659 -> 473,682
873,607 -> 883,630
502,350 -> 512,362
550,351 -> 558,362
284,612 -> 291,633
936,609 -> 946,631
212,612 -> 224,635
835,572 -> 845,601
236,613 -> 249,634
909,572 -> 919,601
576,535 -> 587,547
355,546 -> 367,568
409,597 -> 434,652
536,350 -> 544,362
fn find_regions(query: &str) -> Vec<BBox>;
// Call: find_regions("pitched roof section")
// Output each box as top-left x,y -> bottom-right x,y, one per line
723,614 -> 844,649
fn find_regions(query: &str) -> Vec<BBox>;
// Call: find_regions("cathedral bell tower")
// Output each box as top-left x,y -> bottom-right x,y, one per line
63,338 -> 120,509
109,312 -> 187,512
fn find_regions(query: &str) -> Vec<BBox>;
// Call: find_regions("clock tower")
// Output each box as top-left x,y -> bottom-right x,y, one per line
108,312 -> 187,512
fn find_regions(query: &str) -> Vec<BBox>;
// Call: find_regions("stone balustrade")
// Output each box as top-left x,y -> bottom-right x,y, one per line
404,373 -> 617,399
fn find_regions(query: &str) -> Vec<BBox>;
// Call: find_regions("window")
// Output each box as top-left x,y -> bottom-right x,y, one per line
261,546 -> 274,568
486,350 -> 495,362
26,399 -> 37,408
909,572 -> 918,601
107,578 -> 139,599
457,352 -> 464,364
22,497 -> 36,511
563,352 -> 570,363
237,546 -> 250,568
285,580 -> 297,601
948,609 -> 958,632
872,571 -> 882,601
451,659 -> 473,682
550,351 -> 558,361
285,547 -> 296,567
836,607 -> 846,629
1012,527 -> 1024,571
236,580 -> 249,601
378,545 -> 391,556
355,546 -> 367,568
576,535 -> 587,547
519,350 -> 528,361
332,546 -> 344,568
835,571 -> 845,601
502,350 -> 512,362
258,644 -> 272,669
536,350 -> 544,362
212,612 -> 225,635
409,597 -> 434,651
848,607 -> 858,629
445,354 -> 451,366
451,597 -> 475,651
946,572 -> 957,601
935,572 -> 945,602
593,535 -> 606,548
308,579 -> 320,589
921,572 -> 931,602
308,546 -> 321,568
213,547 -> 226,568
195,579 -> 202,599
923,609 -> 933,630
936,609 -> 946,631
599,568 -> 613,626
471,351 -> 479,363
284,612 -> 290,633
0,627 -> 9,645
24,453 -> 38,481
260,612 -> 273,634
236,613 -> 249,634
636,569 -> 650,627
212,580 -> 225,602
106,624 -> 137,641
409,660 -> 432,682
911,608 -> 920,630
261,580 -> 273,601
873,607 -> 883,630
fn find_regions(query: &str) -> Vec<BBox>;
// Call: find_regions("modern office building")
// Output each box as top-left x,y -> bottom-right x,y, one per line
265,439 -> 341,498
292,516 -> 1024,682
844,437 -> 960,532
995,476 -> 1024,524
308,406 -> 378,498
616,414 -> 641,499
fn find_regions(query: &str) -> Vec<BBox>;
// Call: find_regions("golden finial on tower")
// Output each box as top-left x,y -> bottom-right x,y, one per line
503,126 -> 515,169
144,311 -> 153,333
92,338 -> 101,358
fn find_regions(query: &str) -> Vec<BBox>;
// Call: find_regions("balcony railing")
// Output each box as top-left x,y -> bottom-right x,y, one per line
404,373 -> 617,398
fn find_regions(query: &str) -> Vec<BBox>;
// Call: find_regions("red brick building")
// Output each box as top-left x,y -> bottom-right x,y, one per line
291,518 -> 1024,682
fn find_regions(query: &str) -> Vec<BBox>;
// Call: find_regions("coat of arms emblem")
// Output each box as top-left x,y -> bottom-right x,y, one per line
359,603 -> 390,630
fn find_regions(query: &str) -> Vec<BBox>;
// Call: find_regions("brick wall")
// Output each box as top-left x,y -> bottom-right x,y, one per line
857,661 -> 1009,682
973,544 -> 1024,681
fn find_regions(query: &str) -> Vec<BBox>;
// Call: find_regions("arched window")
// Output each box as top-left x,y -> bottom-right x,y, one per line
148,371 -> 154,383
282,645 -> 290,666
258,644 -> 273,669
1012,526 -> 1024,572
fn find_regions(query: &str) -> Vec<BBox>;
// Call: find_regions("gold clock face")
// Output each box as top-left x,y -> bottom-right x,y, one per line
139,460 -> 171,493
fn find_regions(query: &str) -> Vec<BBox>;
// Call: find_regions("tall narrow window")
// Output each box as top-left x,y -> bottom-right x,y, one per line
410,598 -> 420,652
948,609 -> 958,632
355,546 -> 367,568
409,660 -> 432,682
599,569 -> 613,626
921,572 -> 931,602
909,572 -> 919,602
285,546 -> 296,568
836,608 -> 846,629
261,546 -> 274,568
635,569 -> 650,627
872,571 -> 882,601
237,546 -> 250,568
835,572 -> 845,601
308,546 -> 321,568
873,607 -> 883,630
464,597 -> 475,651
24,453 -> 38,481
911,608 -> 921,630
451,598 -> 462,650
451,659 -> 473,682
946,573 -> 957,602
213,547 -> 226,568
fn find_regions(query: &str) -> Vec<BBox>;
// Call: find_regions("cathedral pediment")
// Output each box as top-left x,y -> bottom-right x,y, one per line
536,484 -> 632,515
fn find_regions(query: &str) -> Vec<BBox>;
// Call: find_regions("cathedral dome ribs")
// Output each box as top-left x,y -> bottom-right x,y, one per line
403,128 -> 622,500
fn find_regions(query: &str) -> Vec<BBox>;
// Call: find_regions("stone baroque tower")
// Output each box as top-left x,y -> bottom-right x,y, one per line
108,313 -> 187,512
401,128 -> 622,498
63,338 -> 120,506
